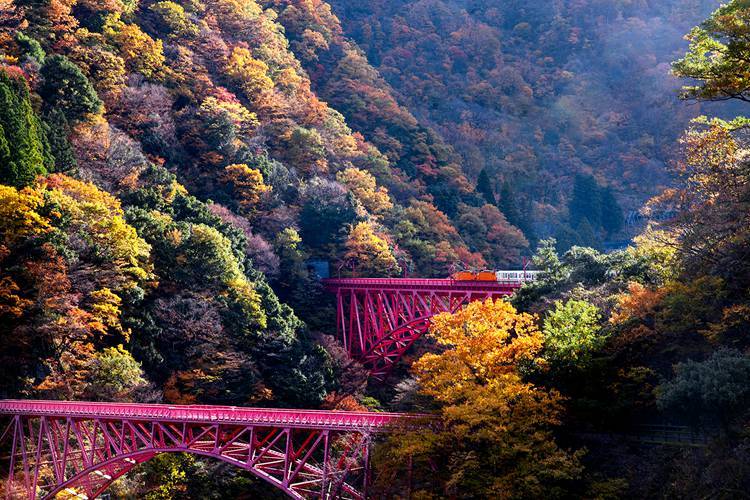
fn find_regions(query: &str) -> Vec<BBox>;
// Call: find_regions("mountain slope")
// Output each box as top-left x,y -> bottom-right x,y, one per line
318,0 -> 736,241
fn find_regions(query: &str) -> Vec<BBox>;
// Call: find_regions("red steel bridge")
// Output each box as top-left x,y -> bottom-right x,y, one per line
0,276 -> 525,498
0,400 -> 420,500
322,278 -> 523,379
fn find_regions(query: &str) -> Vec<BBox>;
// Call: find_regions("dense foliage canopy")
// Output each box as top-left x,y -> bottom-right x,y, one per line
1,0 -> 750,497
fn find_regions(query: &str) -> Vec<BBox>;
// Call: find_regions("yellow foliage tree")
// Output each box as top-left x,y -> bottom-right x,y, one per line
104,13 -> 165,79
208,0 -> 263,29
0,185 -> 50,245
416,299 -> 545,400
150,1 -> 199,39
344,222 -> 400,277
44,174 -> 152,282
199,96 -> 259,135
222,163 -> 271,214
69,29 -> 128,101
275,67 -> 303,93
375,299 -> 583,498
226,47 -> 274,100
336,167 -> 392,217
88,288 -> 127,339
628,224 -> 679,283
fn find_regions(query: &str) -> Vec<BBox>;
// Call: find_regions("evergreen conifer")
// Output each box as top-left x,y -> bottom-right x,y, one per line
475,168 -> 496,204
0,70 -> 48,187
39,55 -> 102,122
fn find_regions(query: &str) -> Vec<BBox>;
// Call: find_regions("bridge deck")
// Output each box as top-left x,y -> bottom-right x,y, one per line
0,400 -> 412,431
322,277 -> 521,292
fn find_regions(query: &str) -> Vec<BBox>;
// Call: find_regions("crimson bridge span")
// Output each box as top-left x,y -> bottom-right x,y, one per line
0,276 -> 525,498
0,400 -> 422,499
322,278 -> 523,379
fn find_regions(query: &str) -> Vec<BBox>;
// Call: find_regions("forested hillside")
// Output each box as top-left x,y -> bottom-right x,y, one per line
320,0 -> 738,246
1,0 -> 750,497
0,0 -> 524,494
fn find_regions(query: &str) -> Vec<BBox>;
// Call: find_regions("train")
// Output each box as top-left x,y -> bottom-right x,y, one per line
450,270 -> 542,282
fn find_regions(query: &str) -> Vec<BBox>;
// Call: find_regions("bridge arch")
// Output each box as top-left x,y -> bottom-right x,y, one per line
44,443 -> 361,500
360,317 -> 434,379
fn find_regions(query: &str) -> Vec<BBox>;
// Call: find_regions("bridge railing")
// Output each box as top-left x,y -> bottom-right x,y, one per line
0,400 -> 422,431
322,278 -> 524,288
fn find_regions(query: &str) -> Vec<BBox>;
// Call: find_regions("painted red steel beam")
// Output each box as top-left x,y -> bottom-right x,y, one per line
0,400 -> 423,500
0,400 -> 411,432
322,278 -> 522,379
322,278 -> 520,292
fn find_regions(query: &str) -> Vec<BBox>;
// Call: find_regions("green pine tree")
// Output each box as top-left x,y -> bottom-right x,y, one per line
14,32 -> 45,64
0,128 -> 11,169
475,168 -> 496,204
498,181 -> 522,227
575,217 -> 602,250
39,55 -> 102,122
42,109 -> 77,173
498,181 -> 536,245
0,69 -> 49,187
569,173 -> 602,228
554,224 -> 580,253
600,186 -> 624,235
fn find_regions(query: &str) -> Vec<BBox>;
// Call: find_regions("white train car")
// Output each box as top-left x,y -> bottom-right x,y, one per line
495,270 -> 542,282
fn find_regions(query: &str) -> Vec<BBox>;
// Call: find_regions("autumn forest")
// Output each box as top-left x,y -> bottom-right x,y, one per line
1,0 -> 750,497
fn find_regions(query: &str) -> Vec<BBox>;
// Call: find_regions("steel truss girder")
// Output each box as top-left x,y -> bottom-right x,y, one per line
324,279 -> 518,379
0,401 -> 414,500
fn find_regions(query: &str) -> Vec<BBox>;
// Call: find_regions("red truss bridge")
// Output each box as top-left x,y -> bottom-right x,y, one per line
0,400 -> 419,500
322,277 -> 526,379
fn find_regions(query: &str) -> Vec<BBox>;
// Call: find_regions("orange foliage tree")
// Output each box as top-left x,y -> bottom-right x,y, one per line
375,299 -> 582,498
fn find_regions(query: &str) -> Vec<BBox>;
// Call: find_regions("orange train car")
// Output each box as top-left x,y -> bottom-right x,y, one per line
451,270 -> 498,281
475,271 -> 497,281
452,271 -> 477,281
450,270 -> 542,282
